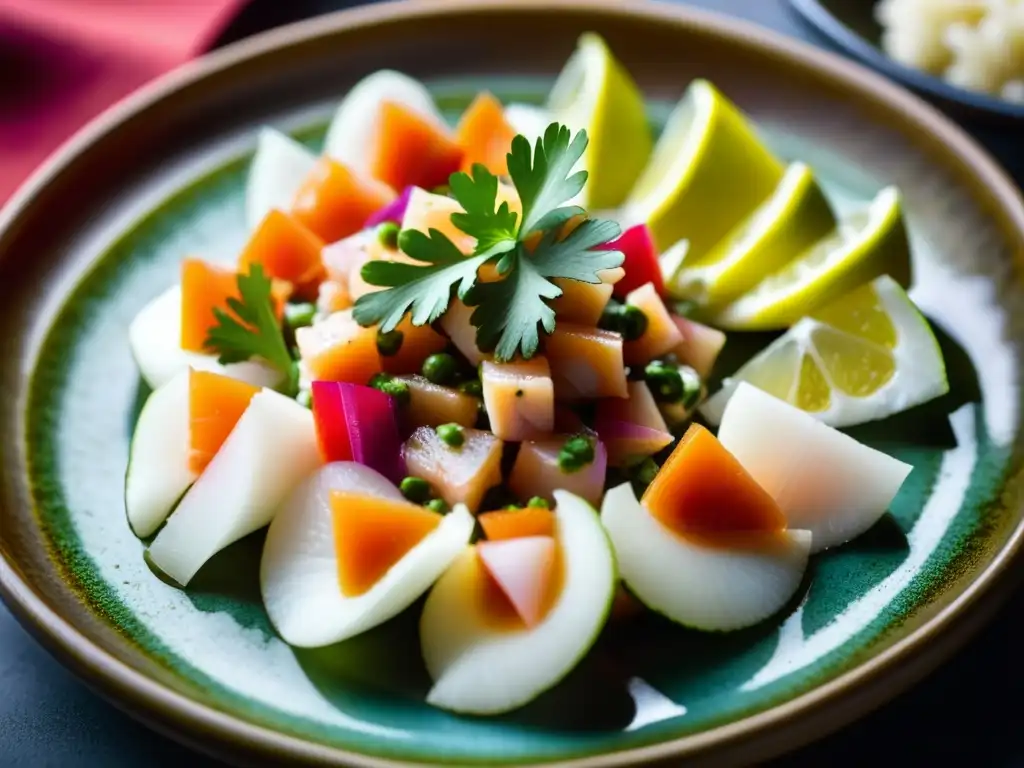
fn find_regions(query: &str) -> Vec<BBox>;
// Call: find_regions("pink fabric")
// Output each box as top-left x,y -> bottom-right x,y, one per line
0,0 -> 247,205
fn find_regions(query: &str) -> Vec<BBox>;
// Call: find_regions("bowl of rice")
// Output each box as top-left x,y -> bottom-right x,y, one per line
789,0 -> 1024,123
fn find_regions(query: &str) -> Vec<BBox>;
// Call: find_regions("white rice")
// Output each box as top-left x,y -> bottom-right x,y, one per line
875,0 -> 1024,102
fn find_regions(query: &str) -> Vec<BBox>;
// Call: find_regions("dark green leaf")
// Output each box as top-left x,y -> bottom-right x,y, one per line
203,263 -> 298,396
528,218 -> 625,282
352,229 -> 493,332
507,123 -> 589,235
400,228 -> 466,265
467,244 -> 560,361
449,164 -> 519,253
349,122 -> 619,360
464,217 -> 623,361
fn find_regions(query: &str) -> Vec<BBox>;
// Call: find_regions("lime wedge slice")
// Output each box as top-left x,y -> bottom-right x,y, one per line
624,79 -> 784,257
709,186 -> 912,331
666,162 -> 836,310
700,275 -> 948,427
547,33 -> 652,210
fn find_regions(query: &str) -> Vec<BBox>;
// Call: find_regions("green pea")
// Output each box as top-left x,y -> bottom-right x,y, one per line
619,304 -> 649,341
425,498 -> 449,514
376,328 -> 404,357
400,476 -> 433,504
558,435 -> 595,473
527,496 -> 550,509
644,361 -> 684,403
631,457 -> 660,488
295,389 -> 312,409
285,302 -> 317,331
678,365 -> 704,409
384,380 -> 411,406
422,353 -> 458,385
598,302 -> 647,341
457,379 -> 483,397
598,301 -> 624,333
369,372 -> 411,406
376,221 -> 400,250
436,423 -> 465,449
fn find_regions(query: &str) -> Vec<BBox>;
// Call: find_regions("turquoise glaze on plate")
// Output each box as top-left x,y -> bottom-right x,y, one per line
23,81 -> 1021,764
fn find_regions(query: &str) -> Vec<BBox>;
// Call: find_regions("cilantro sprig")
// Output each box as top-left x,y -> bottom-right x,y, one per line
204,263 -> 299,396
352,122 -> 624,362
467,218 -> 623,361
508,124 -> 588,236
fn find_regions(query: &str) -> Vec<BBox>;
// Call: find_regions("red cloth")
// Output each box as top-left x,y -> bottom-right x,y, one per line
0,0 -> 247,204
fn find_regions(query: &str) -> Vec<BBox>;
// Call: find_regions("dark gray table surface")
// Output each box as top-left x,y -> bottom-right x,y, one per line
2,1 -> 1021,766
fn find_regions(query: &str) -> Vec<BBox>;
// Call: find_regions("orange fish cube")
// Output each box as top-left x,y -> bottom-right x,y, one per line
179,257 -> 289,353
480,357 -> 555,442
402,425 -> 503,513
642,423 -> 786,538
331,491 -> 442,596
550,279 -> 614,326
478,506 -> 556,541
295,309 -> 382,384
238,209 -> 326,300
623,282 -> 685,366
508,437 -> 607,508
291,156 -> 396,244
456,91 -> 517,176
187,369 -> 261,474
372,101 -> 464,191
671,314 -> 727,379
544,323 -> 628,400
438,299 -> 489,366
398,375 -> 480,429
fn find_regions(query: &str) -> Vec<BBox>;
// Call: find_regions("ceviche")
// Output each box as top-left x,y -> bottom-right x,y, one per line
125,33 -> 949,715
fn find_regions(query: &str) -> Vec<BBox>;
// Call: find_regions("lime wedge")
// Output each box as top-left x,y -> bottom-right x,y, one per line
709,186 -> 912,331
624,79 -> 784,257
666,162 -> 836,310
547,33 -> 652,210
700,275 -> 948,427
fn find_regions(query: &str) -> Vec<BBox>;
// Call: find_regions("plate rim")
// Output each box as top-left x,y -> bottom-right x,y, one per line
2,0 -> 1024,766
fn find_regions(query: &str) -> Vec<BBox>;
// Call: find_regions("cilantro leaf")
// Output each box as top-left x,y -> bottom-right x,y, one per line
352,227 -> 492,332
351,121 -> 622,362
467,243 -> 559,361
449,163 -> 518,255
507,123 -> 588,236
204,263 -> 298,396
467,218 -> 625,361
528,218 -> 624,282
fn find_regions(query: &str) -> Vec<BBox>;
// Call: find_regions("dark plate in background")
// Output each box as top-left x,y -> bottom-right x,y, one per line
788,0 -> 1024,125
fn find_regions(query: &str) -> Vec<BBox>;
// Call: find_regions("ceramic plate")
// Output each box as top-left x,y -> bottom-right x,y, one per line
2,1 -> 1024,766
